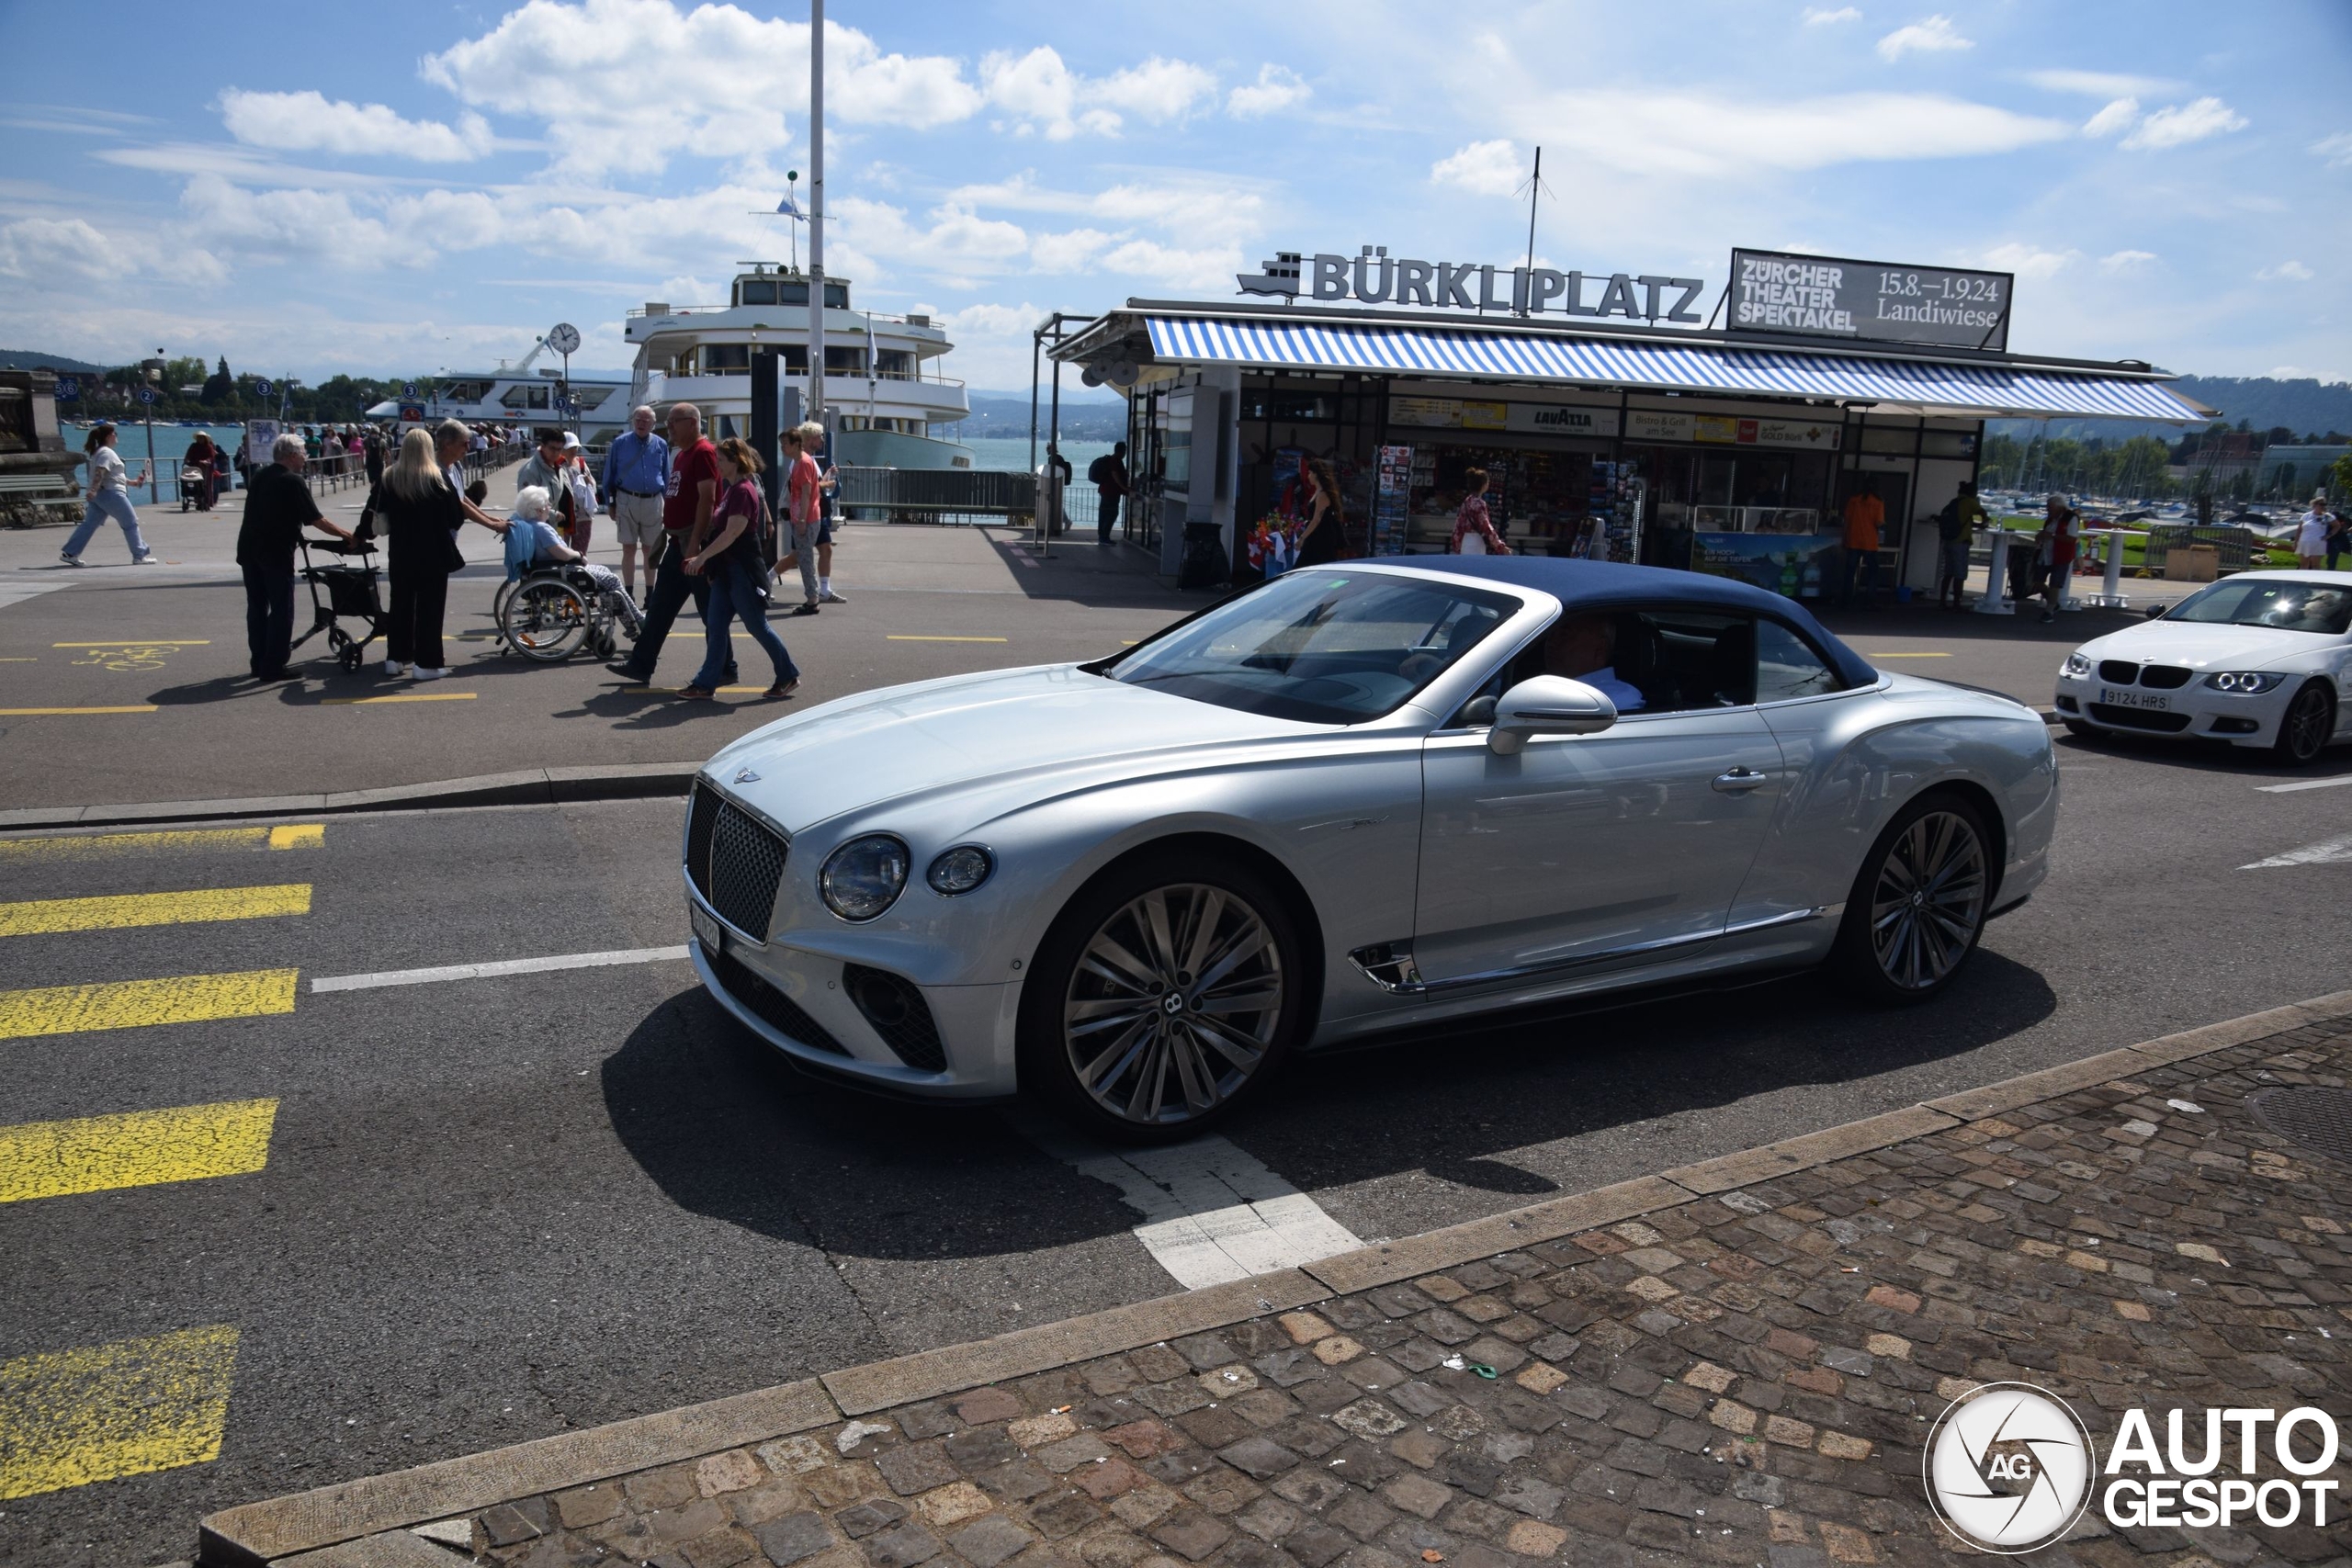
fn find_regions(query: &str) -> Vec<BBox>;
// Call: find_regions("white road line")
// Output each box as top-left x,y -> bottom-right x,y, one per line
2240,833 -> 2352,870
311,944 -> 688,993
1012,1111 -> 1363,1290
0,581 -> 70,613
2257,774 -> 2352,794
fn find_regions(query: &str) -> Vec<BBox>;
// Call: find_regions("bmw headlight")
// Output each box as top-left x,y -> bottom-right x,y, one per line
926,845 -> 995,896
820,835 -> 910,921
2204,671 -> 2286,694
2062,653 -> 2091,678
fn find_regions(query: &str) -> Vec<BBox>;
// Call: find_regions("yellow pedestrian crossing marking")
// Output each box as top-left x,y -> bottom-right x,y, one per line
318,692 -> 477,705
0,1099 -> 277,1203
0,824 -> 322,861
0,705 -> 158,716
887,635 -> 1009,643
0,885 -> 311,939
0,1325 -> 240,1499
0,970 -> 299,1041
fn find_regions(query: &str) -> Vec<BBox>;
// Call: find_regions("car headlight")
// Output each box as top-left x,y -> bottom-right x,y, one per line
926,845 -> 994,896
2204,671 -> 2286,694
2062,653 -> 2091,678
820,834 -> 910,921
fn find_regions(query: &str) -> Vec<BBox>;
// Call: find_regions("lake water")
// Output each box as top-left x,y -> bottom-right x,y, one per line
62,422 -> 249,476
959,435 -> 1112,476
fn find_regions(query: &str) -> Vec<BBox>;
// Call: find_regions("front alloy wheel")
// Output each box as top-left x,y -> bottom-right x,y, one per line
1023,856 -> 1304,1139
2273,682 -> 2335,767
1832,795 -> 1991,1003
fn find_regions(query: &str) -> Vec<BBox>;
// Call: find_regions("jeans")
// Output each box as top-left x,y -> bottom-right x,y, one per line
1097,491 -> 1121,542
242,565 -> 296,676
618,536 -> 731,682
782,522 -> 820,603
65,490 -> 149,560
692,558 -> 797,691
388,570 -> 448,669
1841,547 -> 1877,605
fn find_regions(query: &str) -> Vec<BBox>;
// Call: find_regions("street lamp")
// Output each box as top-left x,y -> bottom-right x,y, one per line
139,350 -> 165,502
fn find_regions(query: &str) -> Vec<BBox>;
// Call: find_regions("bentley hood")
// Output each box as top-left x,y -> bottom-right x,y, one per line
702,664 -> 1324,834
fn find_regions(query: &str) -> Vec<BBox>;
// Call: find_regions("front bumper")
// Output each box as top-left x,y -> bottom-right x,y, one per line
687,886 -> 1023,1100
2053,673 -> 2288,747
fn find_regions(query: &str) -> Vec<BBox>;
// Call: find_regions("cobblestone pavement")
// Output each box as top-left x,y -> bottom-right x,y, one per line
340,1024 -> 2352,1568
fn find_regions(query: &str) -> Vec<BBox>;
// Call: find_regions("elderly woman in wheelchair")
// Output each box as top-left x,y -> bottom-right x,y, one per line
494,485 -> 645,661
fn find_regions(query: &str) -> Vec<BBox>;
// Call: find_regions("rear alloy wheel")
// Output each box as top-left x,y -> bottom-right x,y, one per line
1831,795 -> 1991,1004
1023,856 -> 1304,1140
2272,682 -> 2336,767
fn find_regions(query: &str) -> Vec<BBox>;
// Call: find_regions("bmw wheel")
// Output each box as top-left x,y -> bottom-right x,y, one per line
1831,794 -> 1991,1004
1022,853 -> 1305,1140
2271,682 -> 2335,767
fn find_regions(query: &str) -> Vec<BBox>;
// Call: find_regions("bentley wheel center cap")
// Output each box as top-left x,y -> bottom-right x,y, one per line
1162,993 -> 1185,1016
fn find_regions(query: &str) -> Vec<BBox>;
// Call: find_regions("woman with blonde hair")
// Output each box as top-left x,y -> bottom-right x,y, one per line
368,427 -> 464,678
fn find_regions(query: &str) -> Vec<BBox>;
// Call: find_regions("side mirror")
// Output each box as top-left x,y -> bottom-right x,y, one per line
2143,604 -> 2165,619
1488,676 -> 1617,754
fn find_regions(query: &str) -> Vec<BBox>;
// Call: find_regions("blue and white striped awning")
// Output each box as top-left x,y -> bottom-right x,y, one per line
1144,316 -> 2204,423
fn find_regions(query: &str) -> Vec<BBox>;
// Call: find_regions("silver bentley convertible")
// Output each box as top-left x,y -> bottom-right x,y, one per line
684,559 -> 2056,1138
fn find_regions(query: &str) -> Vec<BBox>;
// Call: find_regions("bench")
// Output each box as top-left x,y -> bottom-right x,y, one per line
0,471 -> 84,527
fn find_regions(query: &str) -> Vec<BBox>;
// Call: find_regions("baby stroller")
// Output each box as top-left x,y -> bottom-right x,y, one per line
177,465 -> 210,511
290,535 -> 387,672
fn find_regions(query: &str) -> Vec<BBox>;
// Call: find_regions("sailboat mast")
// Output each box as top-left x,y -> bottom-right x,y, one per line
808,0 -> 826,423
1524,146 -> 1541,279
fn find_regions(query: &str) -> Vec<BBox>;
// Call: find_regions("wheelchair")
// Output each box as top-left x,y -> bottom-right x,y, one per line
493,563 -> 627,662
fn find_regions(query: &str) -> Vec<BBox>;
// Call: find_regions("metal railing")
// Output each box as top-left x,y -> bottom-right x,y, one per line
831,466 -> 1038,524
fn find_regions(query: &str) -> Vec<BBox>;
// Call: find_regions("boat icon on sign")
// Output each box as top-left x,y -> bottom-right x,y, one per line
1237,253 -> 1303,299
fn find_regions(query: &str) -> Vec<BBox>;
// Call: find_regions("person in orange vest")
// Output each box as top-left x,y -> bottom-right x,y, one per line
1840,478 -> 1885,608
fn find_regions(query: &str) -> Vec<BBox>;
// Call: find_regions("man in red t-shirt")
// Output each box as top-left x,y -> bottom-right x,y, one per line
611,402 -> 734,684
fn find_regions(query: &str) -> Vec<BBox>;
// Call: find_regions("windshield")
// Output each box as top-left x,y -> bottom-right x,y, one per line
1108,570 -> 1519,724
2165,579 -> 2352,636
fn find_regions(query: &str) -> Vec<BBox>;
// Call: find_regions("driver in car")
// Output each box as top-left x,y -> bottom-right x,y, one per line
1543,615 -> 1646,712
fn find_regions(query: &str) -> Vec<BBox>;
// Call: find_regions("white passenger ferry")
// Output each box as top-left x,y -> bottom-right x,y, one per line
364,337 -> 632,443
625,263 -> 974,469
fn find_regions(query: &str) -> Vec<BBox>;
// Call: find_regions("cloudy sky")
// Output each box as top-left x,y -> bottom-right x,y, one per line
2,0 -> 2347,390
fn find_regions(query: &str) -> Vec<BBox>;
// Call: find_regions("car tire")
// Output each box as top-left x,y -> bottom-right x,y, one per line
2271,681 -> 2336,767
1828,792 -> 1993,1005
1019,851 -> 1306,1142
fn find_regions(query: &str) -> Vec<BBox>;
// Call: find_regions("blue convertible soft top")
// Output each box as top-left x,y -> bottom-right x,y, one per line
1396,556 -> 1880,688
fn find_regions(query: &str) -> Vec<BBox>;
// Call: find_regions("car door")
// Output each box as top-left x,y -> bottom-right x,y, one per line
1413,606 -> 1786,987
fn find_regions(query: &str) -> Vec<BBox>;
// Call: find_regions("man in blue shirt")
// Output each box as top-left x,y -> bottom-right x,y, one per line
1542,615 -> 1646,712
600,403 -> 670,598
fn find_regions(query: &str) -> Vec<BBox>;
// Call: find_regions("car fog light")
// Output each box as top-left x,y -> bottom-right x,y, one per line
926,845 -> 994,896
820,835 -> 910,921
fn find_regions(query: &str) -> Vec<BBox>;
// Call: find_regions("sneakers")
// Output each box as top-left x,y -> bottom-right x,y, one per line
792,602 -> 820,616
59,551 -> 84,567
383,660 -> 408,676
820,588 -> 847,604
413,666 -> 447,681
132,554 -> 159,565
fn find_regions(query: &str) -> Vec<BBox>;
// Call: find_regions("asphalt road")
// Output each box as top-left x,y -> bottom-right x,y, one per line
4,716 -> 2350,1565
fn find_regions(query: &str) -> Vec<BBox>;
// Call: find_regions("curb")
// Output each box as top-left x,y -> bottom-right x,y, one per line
0,763 -> 700,833
195,985 -> 2352,1566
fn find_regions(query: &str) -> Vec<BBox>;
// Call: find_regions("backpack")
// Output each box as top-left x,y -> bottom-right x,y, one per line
1087,454 -> 1115,487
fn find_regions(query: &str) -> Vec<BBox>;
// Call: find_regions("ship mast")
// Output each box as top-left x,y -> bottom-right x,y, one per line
808,0 -> 826,423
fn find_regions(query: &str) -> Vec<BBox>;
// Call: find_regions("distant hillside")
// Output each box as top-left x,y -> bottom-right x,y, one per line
939,393 -> 1126,440
2168,376 -> 2352,435
0,349 -> 106,375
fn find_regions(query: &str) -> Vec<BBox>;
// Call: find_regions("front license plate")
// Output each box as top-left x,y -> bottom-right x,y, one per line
691,901 -> 725,956
2098,688 -> 2168,710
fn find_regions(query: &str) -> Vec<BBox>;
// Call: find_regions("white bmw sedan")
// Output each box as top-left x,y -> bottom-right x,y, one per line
2054,570 -> 2352,764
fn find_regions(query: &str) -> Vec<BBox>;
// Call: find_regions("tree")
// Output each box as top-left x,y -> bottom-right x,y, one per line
201,356 -> 234,404
2332,453 -> 2352,500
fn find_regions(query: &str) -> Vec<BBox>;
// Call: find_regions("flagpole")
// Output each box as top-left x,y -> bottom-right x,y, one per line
808,0 -> 826,426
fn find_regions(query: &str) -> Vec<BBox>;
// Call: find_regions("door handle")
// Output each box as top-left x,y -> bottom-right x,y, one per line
1713,767 -> 1770,794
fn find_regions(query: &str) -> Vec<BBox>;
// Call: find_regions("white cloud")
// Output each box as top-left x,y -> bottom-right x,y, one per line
2098,249 -> 2157,274
1980,243 -> 2079,279
0,217 -> 209,285
1098,239 -> 1241,291
2083,97 -> 2138,138
2308,130 -> 2352,169
220,90 -> 492,163
1430,139 -> 1523,196
1228,64 -> 1311,118
2256,260 -> 2314,283
2265,364 -> 2349,383
1099,57 -> 1219,123
832,196 -> 1029,277
2022,69 -> 2178,97
2120,96 -> 2246,151
1802,6 -> 1860,24
1876,15 -> 1971,61
1489,91 -> 2065,178
1028,228 -> 1117,273
424,1 -> 981,175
